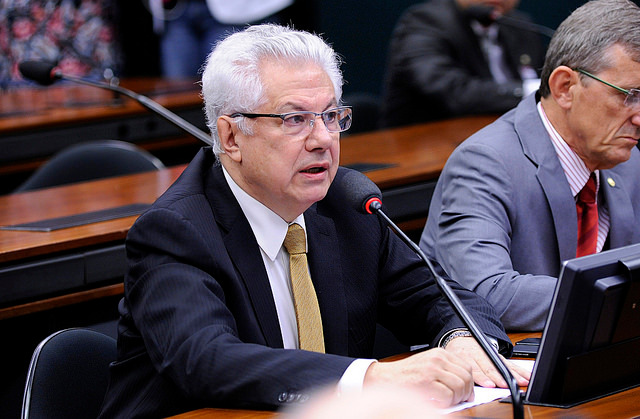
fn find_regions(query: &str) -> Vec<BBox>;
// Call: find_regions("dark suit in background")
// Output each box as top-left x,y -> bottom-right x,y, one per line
381,0 -> 546,127
98,148 -> 510,417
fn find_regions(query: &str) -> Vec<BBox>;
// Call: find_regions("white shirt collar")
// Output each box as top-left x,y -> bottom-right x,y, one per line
221,165 -> 306,261
470,20 -> 499,41
537,102 -> 599,197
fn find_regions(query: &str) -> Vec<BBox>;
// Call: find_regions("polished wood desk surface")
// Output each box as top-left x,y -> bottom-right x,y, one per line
0,78 -> 202,133
340,115 -> 496,190
168,333 -> 640,419
0,166 -> 185,264
0,166 -> 186,320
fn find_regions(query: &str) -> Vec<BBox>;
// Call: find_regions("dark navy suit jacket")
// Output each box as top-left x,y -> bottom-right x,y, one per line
99,147 -> 510,418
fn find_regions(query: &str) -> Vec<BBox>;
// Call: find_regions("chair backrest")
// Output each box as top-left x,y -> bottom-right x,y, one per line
14,139 -> 166,193
21,328 -> 117,419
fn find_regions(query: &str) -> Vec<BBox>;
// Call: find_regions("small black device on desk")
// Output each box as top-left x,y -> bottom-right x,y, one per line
512,337 -> 540,358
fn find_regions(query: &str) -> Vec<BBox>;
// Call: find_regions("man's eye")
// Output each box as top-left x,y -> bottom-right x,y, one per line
324,111 -> 338,122
284,114 -> 307,125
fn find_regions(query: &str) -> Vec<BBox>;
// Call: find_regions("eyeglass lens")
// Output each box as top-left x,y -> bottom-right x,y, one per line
625,89 -> 640,108
281,108 -> 352,135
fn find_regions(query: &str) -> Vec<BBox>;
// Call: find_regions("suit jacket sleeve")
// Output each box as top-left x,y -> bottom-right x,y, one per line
120,204 -> 353,412
375,217 -> 511,349
421,140 -> 555,331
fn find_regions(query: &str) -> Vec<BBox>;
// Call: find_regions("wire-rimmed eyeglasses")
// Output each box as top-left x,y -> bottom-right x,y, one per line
230,106 -> 352,136
575,68 -> 640,110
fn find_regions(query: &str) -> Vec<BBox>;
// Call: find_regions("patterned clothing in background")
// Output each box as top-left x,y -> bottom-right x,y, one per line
0,0 -> 120,89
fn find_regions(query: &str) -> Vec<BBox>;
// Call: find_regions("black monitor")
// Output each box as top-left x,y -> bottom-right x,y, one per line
525,243 -> 640,407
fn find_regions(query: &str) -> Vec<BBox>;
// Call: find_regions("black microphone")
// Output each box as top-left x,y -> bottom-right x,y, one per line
18,60 -> 213,146
340,168 -> 524,419
466,5 -> 556,38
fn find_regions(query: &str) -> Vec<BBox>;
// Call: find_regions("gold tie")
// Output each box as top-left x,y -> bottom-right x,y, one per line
283,223 -> 325,353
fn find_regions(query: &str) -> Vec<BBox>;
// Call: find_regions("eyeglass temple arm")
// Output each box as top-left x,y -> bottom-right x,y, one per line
576,68 -> 630,95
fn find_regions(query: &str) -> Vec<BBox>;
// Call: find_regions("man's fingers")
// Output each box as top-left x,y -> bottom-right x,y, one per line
472,357 -> 532,388
505,359 -> 532,386
423,375 -> 474,408
364,348 -> 476,408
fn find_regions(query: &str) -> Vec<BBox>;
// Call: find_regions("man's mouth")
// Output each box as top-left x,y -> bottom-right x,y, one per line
301,167 -> 326,174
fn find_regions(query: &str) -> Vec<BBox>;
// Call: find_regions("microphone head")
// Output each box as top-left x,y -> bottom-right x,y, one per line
19,60 -> 60,86
335,167 -> 382,214
465,5 -> 497,26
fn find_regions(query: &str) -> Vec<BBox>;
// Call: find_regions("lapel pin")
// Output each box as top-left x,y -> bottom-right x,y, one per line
607,177 -> 616,187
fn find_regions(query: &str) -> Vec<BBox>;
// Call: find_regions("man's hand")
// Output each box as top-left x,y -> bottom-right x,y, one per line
363,347 -> 474,408
444,336 -> 531,388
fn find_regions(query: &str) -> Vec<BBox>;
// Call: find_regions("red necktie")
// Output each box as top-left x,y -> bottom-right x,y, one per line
576,174 -> 598,257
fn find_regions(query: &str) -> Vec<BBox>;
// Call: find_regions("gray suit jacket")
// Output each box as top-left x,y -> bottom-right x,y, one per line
420,93 -> 640,331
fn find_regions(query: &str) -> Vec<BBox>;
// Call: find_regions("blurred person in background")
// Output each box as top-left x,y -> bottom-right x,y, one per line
381,0 -> 546,128
147,0 -> 294,78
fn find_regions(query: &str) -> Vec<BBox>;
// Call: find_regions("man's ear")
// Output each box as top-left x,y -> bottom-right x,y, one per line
217,116 -> 242,162
548,65 -> 579,109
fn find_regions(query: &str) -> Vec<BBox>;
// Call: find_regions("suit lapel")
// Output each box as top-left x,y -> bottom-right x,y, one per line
537,163 -> 577,263
304,205 -> 349,356
204,161 -> 284,348
515,96 -> 578,263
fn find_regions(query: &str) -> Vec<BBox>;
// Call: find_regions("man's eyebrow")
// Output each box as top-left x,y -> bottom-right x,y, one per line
278,99 -> 339,113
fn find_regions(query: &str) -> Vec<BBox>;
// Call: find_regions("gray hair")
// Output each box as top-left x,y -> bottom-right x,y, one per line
539,0 -> 640,97
200,24 -> 344,155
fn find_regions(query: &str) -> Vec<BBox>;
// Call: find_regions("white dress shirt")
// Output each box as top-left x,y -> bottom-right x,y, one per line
221,166 -> 373,394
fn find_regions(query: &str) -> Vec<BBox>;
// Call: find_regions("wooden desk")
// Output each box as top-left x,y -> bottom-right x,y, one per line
168,332 -> 640,418
340,115 -> 496,232
0,78 -> 205,194
0,166 -> 185,319
0,115 -> 495,319
170,388 -> 640,418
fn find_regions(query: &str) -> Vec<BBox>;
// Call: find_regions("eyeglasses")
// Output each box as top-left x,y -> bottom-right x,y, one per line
230,106 -> 352,136
575,68 -> 640,110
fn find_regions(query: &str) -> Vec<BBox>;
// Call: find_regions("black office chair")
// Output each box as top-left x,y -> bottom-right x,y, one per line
21,328 -> 117,419
14,139 -> 166,193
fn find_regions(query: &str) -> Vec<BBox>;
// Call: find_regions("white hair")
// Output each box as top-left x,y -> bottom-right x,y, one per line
200,24 -> 344,155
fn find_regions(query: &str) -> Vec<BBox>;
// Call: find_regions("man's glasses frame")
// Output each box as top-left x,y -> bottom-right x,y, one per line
230,106 -> 353,136
575,68 -> 640,109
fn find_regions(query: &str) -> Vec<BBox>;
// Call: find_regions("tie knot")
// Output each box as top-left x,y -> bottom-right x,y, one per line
579,174 -> 597,204
284,223 -> 306,255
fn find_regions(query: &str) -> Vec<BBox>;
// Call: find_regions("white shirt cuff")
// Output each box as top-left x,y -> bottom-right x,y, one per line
336,358 -> 377,395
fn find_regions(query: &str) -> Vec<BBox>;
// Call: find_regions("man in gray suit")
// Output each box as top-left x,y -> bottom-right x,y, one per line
420,0 -> 640,331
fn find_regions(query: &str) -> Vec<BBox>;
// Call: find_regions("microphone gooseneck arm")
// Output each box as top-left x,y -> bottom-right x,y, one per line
367,199 -> 524,419
54,71 -> 214,146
